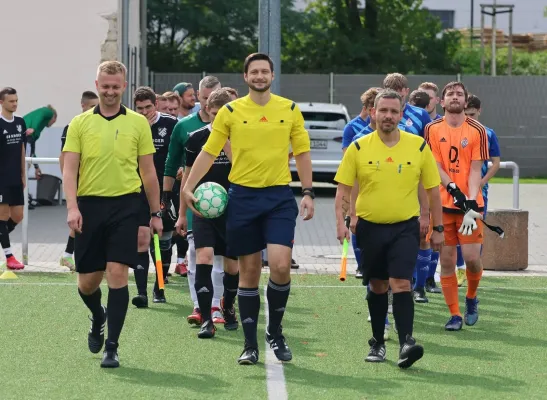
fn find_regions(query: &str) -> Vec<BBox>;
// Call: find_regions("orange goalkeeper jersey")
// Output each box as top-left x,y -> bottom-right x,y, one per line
425,117 -> 489,211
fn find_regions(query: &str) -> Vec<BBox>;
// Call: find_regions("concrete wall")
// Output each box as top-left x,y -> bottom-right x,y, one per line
0,0 -> 141,195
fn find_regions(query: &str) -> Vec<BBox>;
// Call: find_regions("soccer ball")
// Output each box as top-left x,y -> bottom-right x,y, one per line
194,182 -> 228,219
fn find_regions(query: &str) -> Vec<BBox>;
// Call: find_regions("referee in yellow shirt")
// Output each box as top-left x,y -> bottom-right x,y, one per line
63,61 -> 162,369
182,53 -> 314,365
334,90 -> 443,369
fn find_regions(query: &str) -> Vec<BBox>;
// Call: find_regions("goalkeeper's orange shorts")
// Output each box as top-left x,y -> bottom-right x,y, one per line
427,212 -> 484,246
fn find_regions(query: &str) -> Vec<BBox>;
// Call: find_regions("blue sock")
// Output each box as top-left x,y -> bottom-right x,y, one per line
456,245 -> 465,268
351,234 -> 361,265
428,251 -> 439,279
414,249 -> 432,290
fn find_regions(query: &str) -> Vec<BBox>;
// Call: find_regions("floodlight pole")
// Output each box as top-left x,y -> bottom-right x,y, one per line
258,0 -> 281,95
479,3 -> 515,76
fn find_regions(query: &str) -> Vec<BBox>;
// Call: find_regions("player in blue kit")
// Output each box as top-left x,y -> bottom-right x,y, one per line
342,90 -> 373,151
419,82 -> 443,121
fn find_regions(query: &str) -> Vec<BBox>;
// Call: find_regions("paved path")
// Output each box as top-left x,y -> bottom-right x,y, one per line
5,184 -> 547,277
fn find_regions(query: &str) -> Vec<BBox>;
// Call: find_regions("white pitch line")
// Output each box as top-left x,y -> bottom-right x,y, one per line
264,285 -> 288,400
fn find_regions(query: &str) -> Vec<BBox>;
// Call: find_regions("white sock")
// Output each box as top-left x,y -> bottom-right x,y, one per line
186,236 -> 198,308
63,252 -> 73,258
177,257 -> 184,264
212,255 -> 224,308
457,265 -> 466,270
3,247 -> 12,257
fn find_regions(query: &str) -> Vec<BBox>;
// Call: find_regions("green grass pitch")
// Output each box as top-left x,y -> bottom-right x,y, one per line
1,273 -> 546,399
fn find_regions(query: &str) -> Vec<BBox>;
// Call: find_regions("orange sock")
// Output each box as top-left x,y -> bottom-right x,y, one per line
466,269 -> 483,299
440,274 -> 461,316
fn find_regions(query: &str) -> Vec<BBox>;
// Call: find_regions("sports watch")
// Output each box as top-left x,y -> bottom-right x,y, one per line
302,187 -> 316,199
150,211 -> 163,218
432,225 -> 444,233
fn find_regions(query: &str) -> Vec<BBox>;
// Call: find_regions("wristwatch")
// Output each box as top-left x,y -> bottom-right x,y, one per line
432,225 -> 444,233
302,187 -> 316,199
150,211 -> 163,218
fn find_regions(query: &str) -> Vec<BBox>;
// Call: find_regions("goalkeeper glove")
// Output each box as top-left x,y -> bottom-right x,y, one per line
459,209 -> 483,236
446,182 -> 467,210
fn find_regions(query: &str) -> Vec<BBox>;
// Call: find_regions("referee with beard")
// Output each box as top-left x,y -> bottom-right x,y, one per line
334,90 -> 443,369
63,61 -> 162,368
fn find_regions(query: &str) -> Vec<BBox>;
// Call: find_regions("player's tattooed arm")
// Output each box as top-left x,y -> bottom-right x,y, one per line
335,183 -> 352,243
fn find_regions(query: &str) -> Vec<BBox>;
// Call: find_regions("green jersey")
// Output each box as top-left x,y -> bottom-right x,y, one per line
164,112 -> 207,232
23,107 -> 54,142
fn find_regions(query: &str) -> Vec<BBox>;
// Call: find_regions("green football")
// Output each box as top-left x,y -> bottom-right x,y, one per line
194,182 -> 228,218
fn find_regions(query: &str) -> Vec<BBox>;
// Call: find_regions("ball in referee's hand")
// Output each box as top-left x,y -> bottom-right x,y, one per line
194,182 -> 228,218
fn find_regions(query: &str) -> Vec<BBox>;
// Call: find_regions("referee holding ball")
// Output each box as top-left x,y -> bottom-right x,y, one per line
334,89 -> 443,369
182,53 -> 314,365
63,61 -> 162,368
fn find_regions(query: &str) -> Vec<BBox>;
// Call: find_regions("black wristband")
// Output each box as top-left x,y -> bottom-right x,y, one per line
302,187 -> 315,199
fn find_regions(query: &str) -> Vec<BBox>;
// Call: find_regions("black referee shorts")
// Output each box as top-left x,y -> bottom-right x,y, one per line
138,190 -> 150,227
355,217 -> 420,285
192,213 -> 235,259
75,194 -> 140,273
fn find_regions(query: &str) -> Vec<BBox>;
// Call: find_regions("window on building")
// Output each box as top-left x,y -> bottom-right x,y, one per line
428,9 -> 455,30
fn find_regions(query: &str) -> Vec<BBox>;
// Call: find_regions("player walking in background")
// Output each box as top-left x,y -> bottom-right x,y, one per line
0,87 -> 27,270
182,53 -> 314,365
408,90 -> 430,110
59,91 -> 99,271
176,88 -> 239,338
418,82 -> 444,292
23,104 -> 57,182
156,94 -> 169,114
418,82 -> 443,121
132,86 -> 178,306
164,76 -> 222,281
162,91 -> 181,118
63,61 -> 162,368
341,90 -> 372,151
172,82 -> 198,118
335,90 -> 443,368
425,81 -> 489,332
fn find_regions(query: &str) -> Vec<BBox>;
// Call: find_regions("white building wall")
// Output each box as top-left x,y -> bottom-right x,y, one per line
0,0 -> 141,189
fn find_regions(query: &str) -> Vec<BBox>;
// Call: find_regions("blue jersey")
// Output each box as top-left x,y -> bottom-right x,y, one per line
352,124 -> 375,142
434,113 -> 443,120
482,127 -> 501,199
342,116 -> 367,149
363,103 -> 431,137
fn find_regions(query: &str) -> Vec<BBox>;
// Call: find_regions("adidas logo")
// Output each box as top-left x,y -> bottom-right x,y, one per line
136,264 -> 144,270
242,317 -> 254,324
259,116 -> 268,122
440,137 -> 447,142
197,287 -> 210,294
385,157 -> 394,163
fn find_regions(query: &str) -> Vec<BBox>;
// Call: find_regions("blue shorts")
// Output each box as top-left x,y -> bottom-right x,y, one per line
226,184 -> 298,257
483,196 -> 488,218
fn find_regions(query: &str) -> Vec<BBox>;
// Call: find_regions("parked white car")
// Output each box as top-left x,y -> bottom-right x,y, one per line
291,102 -> 350,182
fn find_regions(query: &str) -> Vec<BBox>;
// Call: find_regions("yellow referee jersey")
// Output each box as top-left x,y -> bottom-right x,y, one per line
63,105 -> 156,197
202,94 -> 310,188
335,130 -> 440,224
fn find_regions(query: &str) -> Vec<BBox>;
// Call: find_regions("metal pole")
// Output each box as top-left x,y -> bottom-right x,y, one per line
140,0 -> 148,86
22,165 -> 29,265
480,7 -> 485,75
508,8 -> 513,76
491,1 -> 497,76
258,0 -> 270,55
269,0 -> 281,95
121,0 -> 130,105
511,161 -> 520,209
470,0 -> 474,47
329,72 -> 334,103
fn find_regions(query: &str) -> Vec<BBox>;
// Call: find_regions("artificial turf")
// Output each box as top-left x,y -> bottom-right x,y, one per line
1,273 -> 546,399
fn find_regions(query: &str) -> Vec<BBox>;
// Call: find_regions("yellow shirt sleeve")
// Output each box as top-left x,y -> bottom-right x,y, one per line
62,117 -> 81,153
138,115 -> 156,156
334,142 -> 357,186
290,103 -> 310,156
203,105 -> 230,157
420,141 -> 441,189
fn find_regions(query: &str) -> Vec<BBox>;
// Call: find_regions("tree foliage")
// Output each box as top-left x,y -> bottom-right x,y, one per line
146,0 -> 462,74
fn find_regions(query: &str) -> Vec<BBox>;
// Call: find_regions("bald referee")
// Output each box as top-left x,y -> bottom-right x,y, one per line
335,90 -> 443,369
182,52 -> 314,365
63,61 -> 162,368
